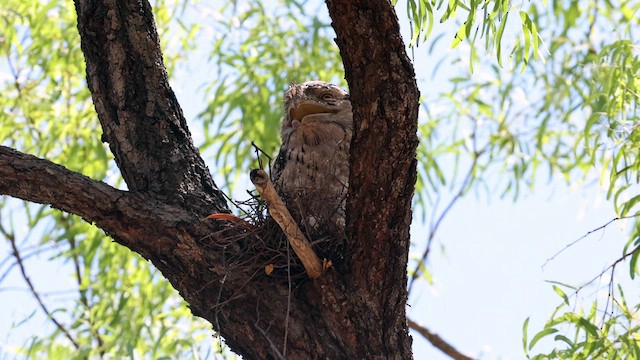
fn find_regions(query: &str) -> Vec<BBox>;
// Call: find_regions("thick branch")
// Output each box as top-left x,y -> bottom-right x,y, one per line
0,147 -> 289,358
0,145 -> 126,224
326,0 -> 420,357
0,145 -> 202,259
74,0 -> 225,213
0,143 -> 363,359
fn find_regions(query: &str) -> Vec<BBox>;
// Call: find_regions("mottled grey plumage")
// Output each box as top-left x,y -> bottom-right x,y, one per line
271,81 -> 352,236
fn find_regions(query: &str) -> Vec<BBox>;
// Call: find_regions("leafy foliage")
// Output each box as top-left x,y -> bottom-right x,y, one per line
399,0 -> 540,69
197,0 -> 343,189
524,286 -> 640,359
430,1 -> 640,357
410,0 -> 640,231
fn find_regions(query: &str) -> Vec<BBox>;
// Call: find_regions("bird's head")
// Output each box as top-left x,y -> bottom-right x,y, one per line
282,81 -> 352,131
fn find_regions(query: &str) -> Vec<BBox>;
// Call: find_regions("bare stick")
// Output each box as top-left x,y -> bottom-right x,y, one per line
541,215 -> 639,270
408,319 -> 475,360
250,169 -> 322,278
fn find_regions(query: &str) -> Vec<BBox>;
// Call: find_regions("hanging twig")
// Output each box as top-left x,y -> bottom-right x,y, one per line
249,169 -> 322,278
541,215 -> 639,270
2,229 -> 80,349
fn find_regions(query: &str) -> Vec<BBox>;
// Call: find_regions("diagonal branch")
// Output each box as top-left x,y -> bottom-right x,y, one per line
408,319 -> 475,360
74,0 -> 225,213
250,169 -> 323,278
408,124 -> 484,294
0,145 -> 126,224
542,215 -> 640,270
0,145 -> 197,258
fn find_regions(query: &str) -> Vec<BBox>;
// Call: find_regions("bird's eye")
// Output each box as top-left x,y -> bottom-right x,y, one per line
321,93 -> 333,101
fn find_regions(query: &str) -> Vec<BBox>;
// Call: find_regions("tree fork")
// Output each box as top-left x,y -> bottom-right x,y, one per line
1,0 -> 420,358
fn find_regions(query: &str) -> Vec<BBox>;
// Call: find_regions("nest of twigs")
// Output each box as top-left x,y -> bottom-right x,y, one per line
201,177 -> 347,284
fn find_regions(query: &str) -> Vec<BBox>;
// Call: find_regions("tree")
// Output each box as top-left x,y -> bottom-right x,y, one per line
2,0 -> 418,358
1,0 -> 639,359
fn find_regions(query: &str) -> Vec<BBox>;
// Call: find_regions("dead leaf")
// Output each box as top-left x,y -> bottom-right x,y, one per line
265,264 -> 274,275
205,213 -> 255,230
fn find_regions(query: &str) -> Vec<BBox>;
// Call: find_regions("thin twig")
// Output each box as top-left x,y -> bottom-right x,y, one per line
250,169 -> 322,278
254,302 -> 285,360
251,141 -> 272,170
602,262 -> 616,325
4,231 -> 80,349
283,238 -> 291,358
213,270 -> 228,353
541,215 -> 639,270
572,243 -> 640,296
0,244 -> 58,285
408,319 -> 475,360
255,323 -> 285,360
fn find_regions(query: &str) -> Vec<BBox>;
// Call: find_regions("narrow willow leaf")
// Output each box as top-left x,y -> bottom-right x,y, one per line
522,317 -> 530,356
630,249 -> 639,279
552,285 -> 570,306
495,10 -> 509,66
450,22 -> 468,48
529,328 -> 558,350
577,317 -> 599,338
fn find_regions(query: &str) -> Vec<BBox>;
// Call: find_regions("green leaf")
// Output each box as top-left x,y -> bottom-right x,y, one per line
529,328 -> 558,350
630,249 -> 639,279
495,10 -> 509,67
552,285 -> 570,306
577,317 -> 599,338
451,22 -> 468,48
523,317 -> 530,356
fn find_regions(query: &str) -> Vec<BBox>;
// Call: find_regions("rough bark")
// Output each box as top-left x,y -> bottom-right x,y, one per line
327,0 -> 419,357
74,0 -> 225,212
0,0 -> 419,358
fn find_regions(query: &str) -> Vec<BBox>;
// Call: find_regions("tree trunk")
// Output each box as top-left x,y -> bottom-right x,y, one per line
0,0 -> 419,358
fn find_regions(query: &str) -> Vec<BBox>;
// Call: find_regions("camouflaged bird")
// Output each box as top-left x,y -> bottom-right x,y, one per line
271,81 -> 352,237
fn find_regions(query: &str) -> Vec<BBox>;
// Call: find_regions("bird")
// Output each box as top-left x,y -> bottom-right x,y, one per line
270,81 -> 353,239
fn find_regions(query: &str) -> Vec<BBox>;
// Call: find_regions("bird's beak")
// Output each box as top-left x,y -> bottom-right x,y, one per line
289,103 -> 338,121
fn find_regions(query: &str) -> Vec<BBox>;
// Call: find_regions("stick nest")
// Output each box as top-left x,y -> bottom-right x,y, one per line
201,177 -> 346,284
